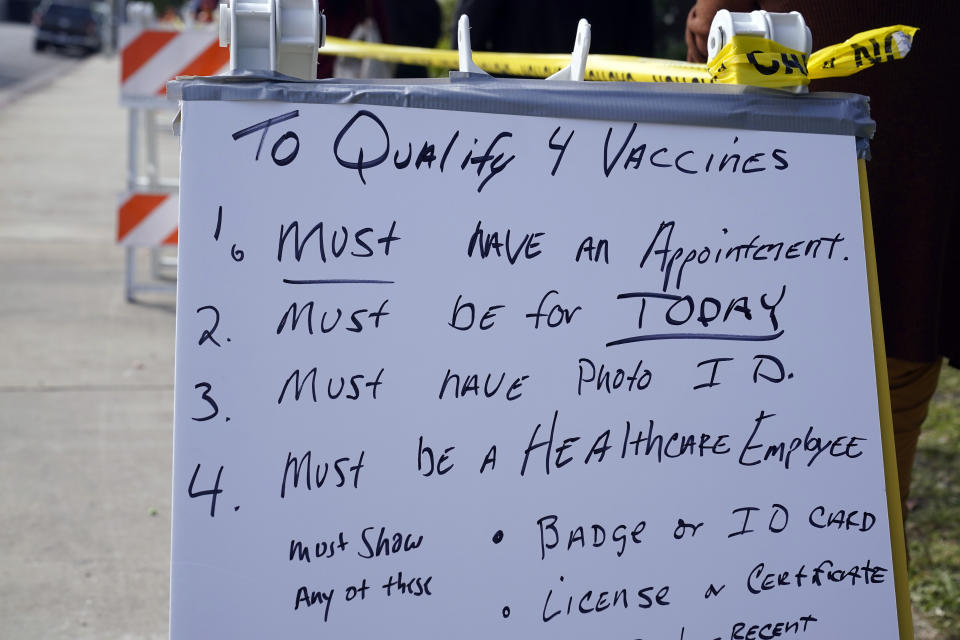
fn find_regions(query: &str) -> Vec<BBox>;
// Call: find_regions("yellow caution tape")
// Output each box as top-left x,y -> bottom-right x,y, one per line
707,35 -> 812,90
324,37 -> 463,70
322,24 -> 917,89
709,25 -> 918,89
583,54 -> 709,83
808,25 -> 917,79
322,36 -> 711,84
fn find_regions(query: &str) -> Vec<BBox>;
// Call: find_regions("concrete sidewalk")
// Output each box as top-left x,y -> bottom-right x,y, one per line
0,55 -> 175,639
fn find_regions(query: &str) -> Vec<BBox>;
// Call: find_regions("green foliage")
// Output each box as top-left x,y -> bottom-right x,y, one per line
908,364 -> 960,638
437,0 -> 456,48
653,0 -> 687,60
142,0 -> 183,18
428,0 -> 457,76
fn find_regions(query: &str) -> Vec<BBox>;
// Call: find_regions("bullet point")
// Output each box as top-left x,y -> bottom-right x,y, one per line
492,530 -> 504,544
501,606 -> 510,618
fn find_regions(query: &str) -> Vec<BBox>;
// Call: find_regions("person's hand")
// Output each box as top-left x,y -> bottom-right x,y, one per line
685,0 -> 758,62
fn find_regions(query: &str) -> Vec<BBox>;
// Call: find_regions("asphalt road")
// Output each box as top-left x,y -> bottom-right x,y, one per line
0,21 -> 83,107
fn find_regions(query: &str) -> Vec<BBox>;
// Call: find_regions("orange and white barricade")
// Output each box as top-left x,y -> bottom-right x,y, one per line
118,24 -> 226,300
117,192 -> 179,247
119,26 -> 228,106
118,191 -> 179,300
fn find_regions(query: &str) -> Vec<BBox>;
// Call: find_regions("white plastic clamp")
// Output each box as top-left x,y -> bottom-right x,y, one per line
456,14 -> 490,75
218,0 -> 325,81
707,9 -> 811,64
547,19 -> 591,82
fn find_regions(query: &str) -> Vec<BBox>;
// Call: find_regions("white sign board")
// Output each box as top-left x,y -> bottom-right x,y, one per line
172,98 -> 899,639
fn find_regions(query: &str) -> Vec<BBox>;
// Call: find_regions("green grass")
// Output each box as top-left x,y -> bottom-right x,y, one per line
908,363 -> 960,638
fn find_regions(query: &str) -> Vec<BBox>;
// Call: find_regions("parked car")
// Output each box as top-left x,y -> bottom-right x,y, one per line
33,1 -> 103,54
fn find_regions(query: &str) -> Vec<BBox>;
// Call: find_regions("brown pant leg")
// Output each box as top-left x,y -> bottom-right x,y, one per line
886,357 -> 943,518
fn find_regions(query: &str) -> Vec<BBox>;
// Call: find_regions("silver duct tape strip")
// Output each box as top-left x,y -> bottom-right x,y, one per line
169,72 -> 874,157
